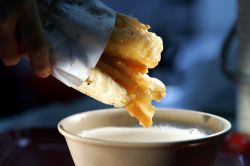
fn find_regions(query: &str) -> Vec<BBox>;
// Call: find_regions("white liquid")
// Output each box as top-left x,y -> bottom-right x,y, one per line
78,125 -> 211,143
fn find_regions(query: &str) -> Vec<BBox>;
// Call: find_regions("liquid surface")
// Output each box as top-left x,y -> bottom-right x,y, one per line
78,124 -> 213,143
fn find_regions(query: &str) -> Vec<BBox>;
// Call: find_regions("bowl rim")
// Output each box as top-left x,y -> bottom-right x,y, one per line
58,108 -> 231,147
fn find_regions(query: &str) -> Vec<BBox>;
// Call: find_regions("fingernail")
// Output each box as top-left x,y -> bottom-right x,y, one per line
1,57 -> 20,66
35,69 -> 50,78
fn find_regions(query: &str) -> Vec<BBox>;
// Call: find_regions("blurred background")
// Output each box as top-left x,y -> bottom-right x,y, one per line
0,0 -> 238,132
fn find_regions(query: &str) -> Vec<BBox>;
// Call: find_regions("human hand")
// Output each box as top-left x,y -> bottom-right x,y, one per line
0,0 -> 51,78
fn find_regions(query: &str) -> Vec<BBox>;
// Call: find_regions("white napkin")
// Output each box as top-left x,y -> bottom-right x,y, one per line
41,0 -> 116,87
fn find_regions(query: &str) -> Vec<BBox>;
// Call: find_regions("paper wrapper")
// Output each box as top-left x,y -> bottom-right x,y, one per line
40,0 -> 116,87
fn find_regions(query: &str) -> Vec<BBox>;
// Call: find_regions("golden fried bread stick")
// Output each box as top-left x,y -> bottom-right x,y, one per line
73,13 -> 166,127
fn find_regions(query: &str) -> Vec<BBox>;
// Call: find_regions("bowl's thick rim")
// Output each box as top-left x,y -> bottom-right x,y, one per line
58,108 -> 231,148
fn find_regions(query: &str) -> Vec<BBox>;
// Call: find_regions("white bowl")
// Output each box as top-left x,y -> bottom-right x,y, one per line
58,108 -> 231,166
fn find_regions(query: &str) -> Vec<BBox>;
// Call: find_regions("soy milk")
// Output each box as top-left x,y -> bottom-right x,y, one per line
78,124 -> 212,142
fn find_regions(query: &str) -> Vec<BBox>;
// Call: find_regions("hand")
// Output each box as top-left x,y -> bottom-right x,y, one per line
0,0 -> 51,78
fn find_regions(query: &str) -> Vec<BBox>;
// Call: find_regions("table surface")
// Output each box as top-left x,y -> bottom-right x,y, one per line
0,128 -> 248,166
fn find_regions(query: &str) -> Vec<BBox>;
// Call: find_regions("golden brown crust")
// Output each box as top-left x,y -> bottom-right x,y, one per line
115,13 -> 150,30
104,14 -> 163,69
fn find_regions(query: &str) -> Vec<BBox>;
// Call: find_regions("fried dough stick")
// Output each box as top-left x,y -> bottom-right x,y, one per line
104,14 -> 163,68
75,13 -> 165,128
96,14 -> 166,127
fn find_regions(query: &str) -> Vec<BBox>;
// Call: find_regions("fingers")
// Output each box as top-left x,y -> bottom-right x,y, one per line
0,16 -> 20,66
0,1 -> 51,78
19,1 -> 51,78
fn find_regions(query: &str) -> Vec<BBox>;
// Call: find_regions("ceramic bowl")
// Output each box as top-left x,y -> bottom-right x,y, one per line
58,108 -> 231,166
